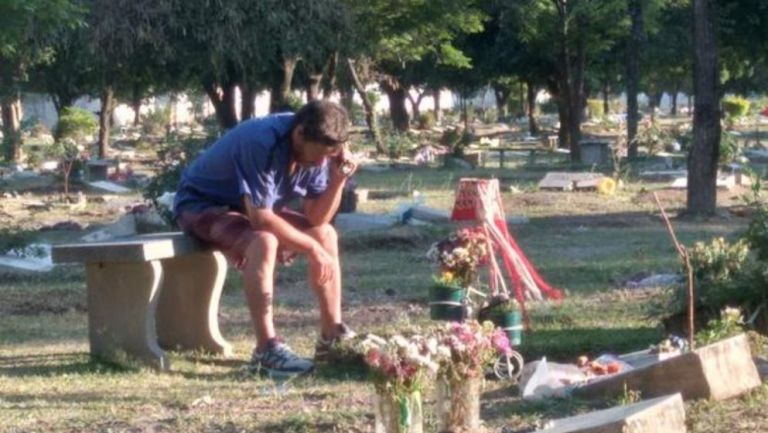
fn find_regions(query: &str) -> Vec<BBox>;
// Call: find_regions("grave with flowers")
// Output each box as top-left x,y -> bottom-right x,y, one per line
355,321 -> 513,433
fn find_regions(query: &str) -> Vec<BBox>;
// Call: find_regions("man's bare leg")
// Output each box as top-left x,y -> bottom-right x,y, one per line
304,223 -> 342,339
241,231 -> 280,351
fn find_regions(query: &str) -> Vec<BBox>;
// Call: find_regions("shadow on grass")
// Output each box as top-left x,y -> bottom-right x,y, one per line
519,327 -> 661,363
0,351 -> 133,377
480,388 -> 616,430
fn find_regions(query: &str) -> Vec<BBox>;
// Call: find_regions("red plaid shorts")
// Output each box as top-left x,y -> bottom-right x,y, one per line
177,207 -> 309,270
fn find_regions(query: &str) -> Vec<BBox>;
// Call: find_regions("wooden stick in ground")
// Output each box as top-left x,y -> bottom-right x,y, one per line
652,192 -> 695,349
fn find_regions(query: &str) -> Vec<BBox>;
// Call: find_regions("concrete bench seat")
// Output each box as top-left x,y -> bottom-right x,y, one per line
52,232 -> 233,370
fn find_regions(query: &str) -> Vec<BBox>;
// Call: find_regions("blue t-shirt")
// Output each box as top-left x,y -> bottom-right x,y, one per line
173,113 -> 329,217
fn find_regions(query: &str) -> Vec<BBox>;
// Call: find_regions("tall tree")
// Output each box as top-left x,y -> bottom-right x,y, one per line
505,0 -> 627,161
345,0 -> 486,131
0,0 -> 82,162
626,0 -> 645,158
688,0 -> 720,216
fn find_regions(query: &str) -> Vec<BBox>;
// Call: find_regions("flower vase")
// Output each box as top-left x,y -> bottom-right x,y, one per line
435,376 -> 484,433
428,284 -> 466,322
373,390 -> 423,433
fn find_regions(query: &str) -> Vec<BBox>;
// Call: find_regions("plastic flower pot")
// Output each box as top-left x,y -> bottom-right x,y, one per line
428,284 -> 466,322
491,310 -> 522,346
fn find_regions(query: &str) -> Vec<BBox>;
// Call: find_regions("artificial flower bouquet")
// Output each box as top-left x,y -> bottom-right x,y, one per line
426,227 -> 489,288
357,333 -> 439,433
431,320 -> 511,432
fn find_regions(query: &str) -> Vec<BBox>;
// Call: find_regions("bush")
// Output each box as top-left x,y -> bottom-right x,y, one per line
141,108 -> 170,137
587,99 -> 604,119
383,131 -> 416,159
417,111 -> 436,129
719,131 -> 742,164
21,117 -> 52,139
632,123 -> 674,155
56,107 -> 97,143
722,96 -> 750,120
143,135 -> 210,223
283,93 -> 305,112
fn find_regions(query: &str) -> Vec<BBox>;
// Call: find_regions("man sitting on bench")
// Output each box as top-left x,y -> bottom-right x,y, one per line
173,100 -> 356,378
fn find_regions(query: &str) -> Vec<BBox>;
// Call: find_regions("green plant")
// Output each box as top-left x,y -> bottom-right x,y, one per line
719,131 -> 742,164
143,135 -> 210,223
695,307 -> 745,346
141,108 -> 171,137
417,111 -> 436,130
587,99 -> 604,119
722,96 -> 750,121
383,131 -> 416,159
21,117 -> 52,139
56,107 -> 97,143
617,383 -> 642,406
46,138 -> 83,197
632,123 -> 674,155
283,93 -> 305,112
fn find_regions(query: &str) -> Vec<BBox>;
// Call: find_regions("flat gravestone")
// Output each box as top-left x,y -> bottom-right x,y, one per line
574,334 -> 761,401
535,394 -> 686,433
579,141 -> 612,166
538,172 -> 604,191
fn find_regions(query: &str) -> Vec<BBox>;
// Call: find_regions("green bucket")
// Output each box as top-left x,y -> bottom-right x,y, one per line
492,310 -> 523,346
429,284 -> 465,322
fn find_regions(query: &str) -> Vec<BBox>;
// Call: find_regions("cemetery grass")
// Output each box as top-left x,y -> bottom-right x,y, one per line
1,163 -> 767,432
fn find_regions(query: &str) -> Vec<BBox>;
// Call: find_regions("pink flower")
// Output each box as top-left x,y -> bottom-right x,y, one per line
366,349 -> 382,368
492,330 -> 511,355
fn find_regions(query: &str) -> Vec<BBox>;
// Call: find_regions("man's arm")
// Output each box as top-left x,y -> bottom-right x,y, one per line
245,200 -> 335,284
303,176 -> 346,227
303,147 -> 357,226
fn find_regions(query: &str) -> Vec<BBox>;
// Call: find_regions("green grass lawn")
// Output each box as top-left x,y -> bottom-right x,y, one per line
1,161 -> 767,432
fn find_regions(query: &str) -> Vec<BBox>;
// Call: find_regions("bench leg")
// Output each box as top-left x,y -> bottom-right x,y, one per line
85,261 -> 168,370
156,251 -> 233,356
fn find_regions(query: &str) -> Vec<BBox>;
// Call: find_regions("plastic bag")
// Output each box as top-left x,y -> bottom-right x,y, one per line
519,357 -> 587,400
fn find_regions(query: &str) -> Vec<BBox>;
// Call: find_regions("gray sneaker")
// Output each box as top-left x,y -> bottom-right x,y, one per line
314,323 -> 358,363
250,341 -> 314,378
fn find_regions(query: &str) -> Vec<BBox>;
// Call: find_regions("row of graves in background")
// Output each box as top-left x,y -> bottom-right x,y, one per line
354,178 -> 763,433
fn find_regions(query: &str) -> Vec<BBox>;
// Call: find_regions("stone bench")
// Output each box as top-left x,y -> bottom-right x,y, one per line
52,232 -> 233,370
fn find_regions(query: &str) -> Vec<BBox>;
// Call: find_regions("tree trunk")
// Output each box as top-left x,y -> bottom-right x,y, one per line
567,36 -> 586,162
526,82 -> 539,136
270,57 -> 297,112
241,83 -> 256,120
671,86 -> 679,116
493,85 -> 510,121
97,86 -> 115,159
649,89 -> 660,124
380,78 -> 409,132
345,58 -> 384,154
322,52 -> 338,99
407,89 -> 427,123
556,93 -> 569,150
306,72 -> 323,101
602,81 -> 610,115
433,88 -> 442,124
688,94 -> 693,116
202,79 -> 239,130
688,0 -> 720,217
1,94 -> 22,163
132,84 -> 142,126
52,94 -> 75,118
340,87 -> 354,111
626,0 -> 644,159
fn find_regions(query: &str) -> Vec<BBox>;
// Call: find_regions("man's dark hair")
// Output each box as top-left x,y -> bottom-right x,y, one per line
294,100 -> 349,147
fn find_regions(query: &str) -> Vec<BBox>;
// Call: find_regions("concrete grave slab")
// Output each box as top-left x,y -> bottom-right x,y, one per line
88,180 -> 132,194
538,172 -> 604,191
535,394 -> 686,433
574,334 -> 761,401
